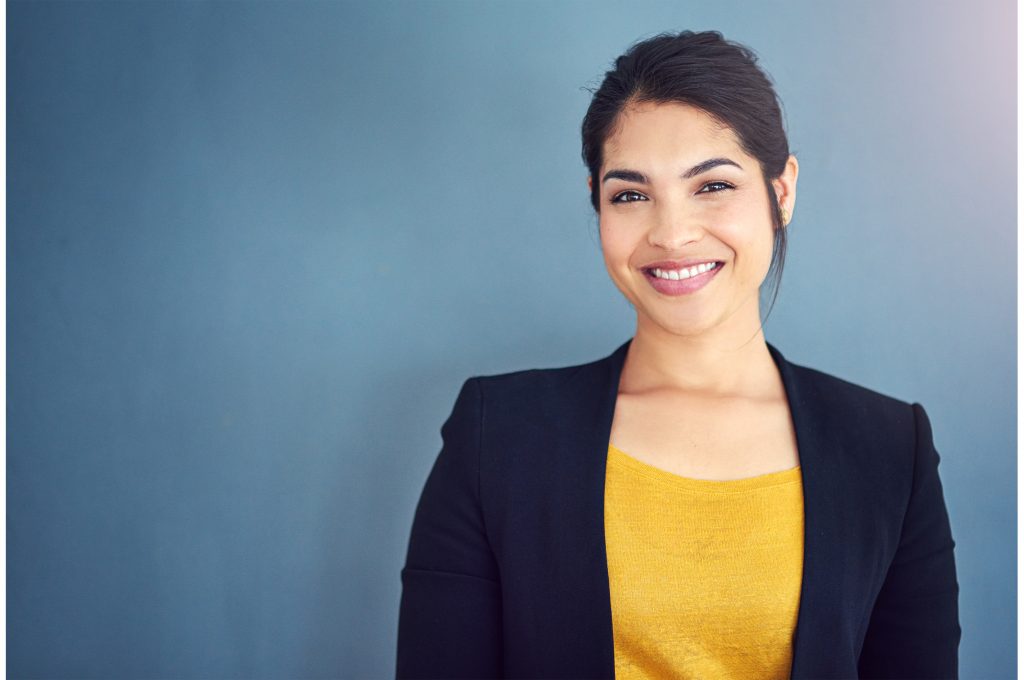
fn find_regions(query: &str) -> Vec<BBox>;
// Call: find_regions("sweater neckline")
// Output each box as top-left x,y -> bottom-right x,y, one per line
607,443 -> 802,494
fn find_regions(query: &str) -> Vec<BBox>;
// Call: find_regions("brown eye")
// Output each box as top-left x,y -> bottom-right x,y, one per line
697,181 -> 734,194
610,190 -> 648,204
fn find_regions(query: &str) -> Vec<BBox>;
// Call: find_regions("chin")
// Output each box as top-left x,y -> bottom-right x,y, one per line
641,311 -> 720,338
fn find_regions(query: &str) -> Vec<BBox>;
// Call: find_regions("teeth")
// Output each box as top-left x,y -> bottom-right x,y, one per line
651,262 -> 718,280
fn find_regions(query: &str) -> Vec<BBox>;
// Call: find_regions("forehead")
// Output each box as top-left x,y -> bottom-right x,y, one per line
602,101 -> 745,167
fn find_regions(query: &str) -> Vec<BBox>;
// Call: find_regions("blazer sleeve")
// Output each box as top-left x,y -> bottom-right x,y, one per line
857,402 -> 962,679
396,377 -> 503,679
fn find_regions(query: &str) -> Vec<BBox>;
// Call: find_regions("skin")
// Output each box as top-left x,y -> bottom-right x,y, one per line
592,100 -> 802,479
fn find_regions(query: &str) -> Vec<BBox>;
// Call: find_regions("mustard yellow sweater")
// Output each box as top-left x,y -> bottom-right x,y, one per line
605,443 -> 804,679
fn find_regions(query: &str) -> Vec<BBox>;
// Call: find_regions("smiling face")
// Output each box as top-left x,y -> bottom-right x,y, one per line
597,100 -> 792,343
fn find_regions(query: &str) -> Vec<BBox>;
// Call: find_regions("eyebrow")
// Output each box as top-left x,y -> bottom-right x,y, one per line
601,157 -> 743,184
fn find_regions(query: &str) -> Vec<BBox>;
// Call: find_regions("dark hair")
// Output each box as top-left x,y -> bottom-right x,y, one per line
581,30 -> 791,322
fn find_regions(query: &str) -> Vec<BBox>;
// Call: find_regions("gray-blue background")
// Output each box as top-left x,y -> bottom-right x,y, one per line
8,1 -> 1015,677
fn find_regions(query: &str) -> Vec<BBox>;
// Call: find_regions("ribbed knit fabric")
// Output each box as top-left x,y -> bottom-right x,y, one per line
604,443 -> 804,679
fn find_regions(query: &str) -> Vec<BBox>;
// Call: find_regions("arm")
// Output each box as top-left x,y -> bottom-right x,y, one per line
857,402 -> 962,679
396,377 -> 503,679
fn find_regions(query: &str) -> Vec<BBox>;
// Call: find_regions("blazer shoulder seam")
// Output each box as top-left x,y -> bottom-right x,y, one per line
788,361 -> 913,411
471,377 -> 496,557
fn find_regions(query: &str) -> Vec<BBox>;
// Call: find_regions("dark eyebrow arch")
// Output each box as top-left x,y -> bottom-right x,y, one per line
601,169 -> 649,184
602,157 -> 743,184
682,157 -> 743,179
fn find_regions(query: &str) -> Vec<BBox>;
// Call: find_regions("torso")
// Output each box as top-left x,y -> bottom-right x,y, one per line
608,377 -> 800,482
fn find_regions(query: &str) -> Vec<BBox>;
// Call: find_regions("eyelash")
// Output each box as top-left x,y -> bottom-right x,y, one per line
609,181 -> 735,204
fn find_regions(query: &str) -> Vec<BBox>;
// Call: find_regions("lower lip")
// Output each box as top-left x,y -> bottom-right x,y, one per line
643,263 -> 723,296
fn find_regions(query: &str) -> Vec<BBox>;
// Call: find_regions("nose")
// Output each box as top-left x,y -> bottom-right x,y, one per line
646,198 -> 705,250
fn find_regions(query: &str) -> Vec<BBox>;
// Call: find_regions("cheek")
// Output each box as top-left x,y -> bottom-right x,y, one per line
598,218 -> 635,266
714,204 -> 775,253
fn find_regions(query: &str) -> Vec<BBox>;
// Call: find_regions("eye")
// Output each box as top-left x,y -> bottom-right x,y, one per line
610,190 -> 648,204
697,181 -> 735,194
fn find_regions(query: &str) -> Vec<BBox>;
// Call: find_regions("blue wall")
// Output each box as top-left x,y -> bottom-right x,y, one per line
8,1 -> 1015,677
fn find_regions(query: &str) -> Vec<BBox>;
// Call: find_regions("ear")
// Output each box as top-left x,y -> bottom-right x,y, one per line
587,175 -> 593,193
772,155 -> 799,216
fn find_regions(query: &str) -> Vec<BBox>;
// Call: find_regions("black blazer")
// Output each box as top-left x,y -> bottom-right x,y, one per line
397,338 -> 961,679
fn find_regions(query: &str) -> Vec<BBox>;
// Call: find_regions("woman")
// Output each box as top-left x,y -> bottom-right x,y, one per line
397,30 -> 960,679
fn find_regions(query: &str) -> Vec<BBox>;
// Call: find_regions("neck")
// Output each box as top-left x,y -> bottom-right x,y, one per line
620,312 -> 776,398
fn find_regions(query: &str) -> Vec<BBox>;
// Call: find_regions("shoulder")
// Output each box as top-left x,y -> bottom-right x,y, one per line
774,349 -> 950,529
448,346 -> 619,440
769,345 -> 939,491
775,347 -> 918,434
464,348 -> 612,398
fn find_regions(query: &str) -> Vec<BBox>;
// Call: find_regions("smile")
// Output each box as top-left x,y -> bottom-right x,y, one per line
642,261 -> 723,296
649,262 -> 720,280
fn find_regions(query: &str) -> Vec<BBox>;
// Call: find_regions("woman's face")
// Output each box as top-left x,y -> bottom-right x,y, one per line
596,100 -> 795,342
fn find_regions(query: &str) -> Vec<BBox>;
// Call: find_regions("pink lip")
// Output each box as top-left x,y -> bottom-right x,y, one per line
643,262 -> 723,296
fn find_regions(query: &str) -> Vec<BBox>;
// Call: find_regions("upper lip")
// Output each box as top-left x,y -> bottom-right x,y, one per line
640,258 -> 723,271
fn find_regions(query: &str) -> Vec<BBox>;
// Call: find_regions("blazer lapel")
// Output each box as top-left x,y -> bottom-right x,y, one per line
767,342 -> 850,679
561,338 -> 846,679
531,338 -> 628,678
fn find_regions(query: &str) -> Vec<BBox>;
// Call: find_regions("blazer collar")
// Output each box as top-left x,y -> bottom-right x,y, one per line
565,336 -> 843,680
